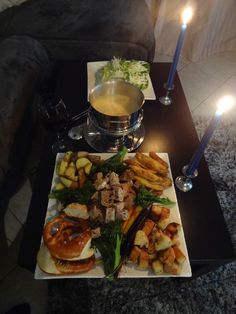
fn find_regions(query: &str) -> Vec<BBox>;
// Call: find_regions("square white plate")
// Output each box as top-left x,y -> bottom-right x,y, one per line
87,61 -> 156,100
34,152 -> 191,279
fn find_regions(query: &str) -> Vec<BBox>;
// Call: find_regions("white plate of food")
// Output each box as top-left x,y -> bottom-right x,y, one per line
35,150 -> 191,279
87,59 -> 156,100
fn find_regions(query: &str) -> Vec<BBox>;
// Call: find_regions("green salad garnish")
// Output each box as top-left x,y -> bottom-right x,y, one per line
96,57 -> 150,90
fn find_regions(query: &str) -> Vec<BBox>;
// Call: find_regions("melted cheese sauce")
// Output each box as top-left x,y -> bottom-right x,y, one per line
91,94 -> 139,116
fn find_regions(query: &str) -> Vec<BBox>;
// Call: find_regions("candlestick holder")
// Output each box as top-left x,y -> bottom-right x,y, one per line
175,165 -> 198,192
159,84 -> 174,106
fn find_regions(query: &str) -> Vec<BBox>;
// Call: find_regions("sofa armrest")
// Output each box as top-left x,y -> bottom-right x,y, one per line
0,35 -> 50,188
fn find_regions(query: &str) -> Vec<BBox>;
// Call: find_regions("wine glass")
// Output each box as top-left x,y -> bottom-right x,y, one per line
38,94 -> 73,154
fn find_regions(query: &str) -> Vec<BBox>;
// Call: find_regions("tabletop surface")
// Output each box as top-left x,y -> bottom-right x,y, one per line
19,61 -> 235,272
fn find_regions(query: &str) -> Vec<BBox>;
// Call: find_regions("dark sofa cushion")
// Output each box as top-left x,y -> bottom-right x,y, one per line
0,0 -> 155,61
0,35 -> 49,187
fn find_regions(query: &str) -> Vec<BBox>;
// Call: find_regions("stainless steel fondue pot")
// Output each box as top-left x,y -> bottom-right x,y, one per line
88,79 -> 145,136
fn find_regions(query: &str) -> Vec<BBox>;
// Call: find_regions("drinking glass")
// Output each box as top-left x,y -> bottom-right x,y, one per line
38,94 -> 73,154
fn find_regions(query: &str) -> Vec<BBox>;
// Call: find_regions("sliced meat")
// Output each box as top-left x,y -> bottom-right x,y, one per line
94,172 -> 108,190
105,207 -> 116,223
101,190 -> 113,207
91,227 -> 101,239
89,205 -> 104,223
119,169 -> 135,182
116,208 -> 129,220
113,186 -> 124,202
109,172 -> 120,186
124,193 -> 136,209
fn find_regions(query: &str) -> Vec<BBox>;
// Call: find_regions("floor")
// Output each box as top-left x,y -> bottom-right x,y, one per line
1,50 -> 236,314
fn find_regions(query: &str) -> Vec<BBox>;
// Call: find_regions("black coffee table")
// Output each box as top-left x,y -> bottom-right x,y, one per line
19,61 -> 235,276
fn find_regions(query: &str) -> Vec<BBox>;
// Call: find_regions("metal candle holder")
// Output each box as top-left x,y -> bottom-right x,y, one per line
159,83 -> 174,106
175,165 -> 198,192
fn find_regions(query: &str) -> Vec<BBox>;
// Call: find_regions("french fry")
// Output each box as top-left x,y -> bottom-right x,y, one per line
135,152 -> 168,176
130,165 -> 172,188
149,151 -> 168,169
124,158 -> 143,167
129,165 -> 161,182
134,175 -> 164,191
124,158 -> 156,172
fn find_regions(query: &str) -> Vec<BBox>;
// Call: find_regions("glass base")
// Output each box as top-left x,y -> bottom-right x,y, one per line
51,138 -> 74,155
175,176 -> 193,192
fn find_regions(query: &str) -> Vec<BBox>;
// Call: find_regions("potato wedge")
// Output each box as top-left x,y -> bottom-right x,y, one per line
135,152 -> 168,176
77,151 -> 89,158
58,160 -> 69,176
84,161 -> 92,175
78,168 -> 86,188
76,157 -> 90,170
64,166 -> 79,182
60,177 -> 79,189
54,182 -> 65,190
63,151 -> 73,162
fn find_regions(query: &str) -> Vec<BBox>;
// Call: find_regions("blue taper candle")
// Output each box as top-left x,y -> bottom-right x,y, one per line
166,23 -> 187,89
186,112 -> 222,176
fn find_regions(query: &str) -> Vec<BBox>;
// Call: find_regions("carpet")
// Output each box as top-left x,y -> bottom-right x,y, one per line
47,115 -> 236,314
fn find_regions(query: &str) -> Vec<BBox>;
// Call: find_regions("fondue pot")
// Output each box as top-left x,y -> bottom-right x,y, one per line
68,79 -> 146,152
88,80 -> 144,136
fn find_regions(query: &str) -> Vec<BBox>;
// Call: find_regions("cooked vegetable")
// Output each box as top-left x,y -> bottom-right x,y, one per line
49,180 -> 95,205
92,220 -> 123,279
91,146 -> 128,175
136,186 -> 175,208
96,57 -> 150,90
121,206 -> 150,259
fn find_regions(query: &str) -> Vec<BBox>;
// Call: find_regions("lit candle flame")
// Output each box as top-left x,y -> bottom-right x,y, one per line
182,7 -> 193,25
216,95 -> 235,115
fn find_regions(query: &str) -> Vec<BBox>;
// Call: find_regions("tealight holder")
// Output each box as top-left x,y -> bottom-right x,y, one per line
175,165 -> 198,192
159,83 -> 174,106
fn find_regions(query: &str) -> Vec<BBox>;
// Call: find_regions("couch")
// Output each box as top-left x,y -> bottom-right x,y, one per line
0,0 -> 155,193
0,0 -> 155,62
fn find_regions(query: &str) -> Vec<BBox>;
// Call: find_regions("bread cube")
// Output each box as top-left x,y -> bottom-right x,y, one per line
152,260 -> 164,275
158,247 -> 175,266
129,246 -> 142,263
172,245 -> 186,265
165,222 -> 180,235
157,218 -> 169,230
134,230 -> 149,248
150,205 -> 162,221
155,233 -> 172,251
142,219 -> 155,236
163,261 -> 181,275
138,250 -> 149,269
